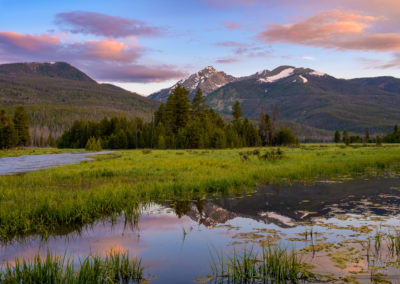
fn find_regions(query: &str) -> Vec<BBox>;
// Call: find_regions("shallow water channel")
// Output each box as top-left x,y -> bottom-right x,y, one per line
0,151 -> 113,175
2,177 -> 400,282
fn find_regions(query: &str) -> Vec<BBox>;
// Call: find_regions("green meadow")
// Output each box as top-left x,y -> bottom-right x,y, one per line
1,144 -> 400,241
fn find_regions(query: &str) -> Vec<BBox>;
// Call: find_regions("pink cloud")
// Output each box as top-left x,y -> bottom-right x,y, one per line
222,21 -> 242,30
81,40 -> 142,62
257,9 -> 400,52
216,41 -> 248,47
366,53 -> 400,69
90,63 -> 186,83
0,31 -> 60,51
0,31 -> 184,83
215,57 -> 239,64
55,11 -> 163,38
0,31 -> 142,63
201,0 -> 263,9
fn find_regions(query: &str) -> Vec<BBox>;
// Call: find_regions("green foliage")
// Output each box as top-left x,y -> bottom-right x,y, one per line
58,86 -> 291,149
1,145 -> 399,240
334,130 -> 341,143
210,246 -> 315,282
85,137 -> 102,151
0,107 -> 30,149
165,84 -> 191,134
191,88 -> 206,119
0,250 -> 143,283
259,111 -> 272,146
273,128 -> 299,146
13,106 -> 30,146
376,136 -> 382,146
365,128 -> 370,143
232,100 -> 242,121
383,124 -> 400,143
343,130 -> 350,145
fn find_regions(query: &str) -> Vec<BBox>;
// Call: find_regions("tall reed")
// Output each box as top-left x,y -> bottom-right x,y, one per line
210,246 -> 315,282
0,250 -> 143,283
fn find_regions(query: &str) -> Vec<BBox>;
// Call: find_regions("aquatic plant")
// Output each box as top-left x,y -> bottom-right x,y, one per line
386,231 -> 400,257
210,246 -> 315,282
0,250 -> 143,283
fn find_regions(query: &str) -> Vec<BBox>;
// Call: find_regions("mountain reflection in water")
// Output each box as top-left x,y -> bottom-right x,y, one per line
1,177 -> 400,283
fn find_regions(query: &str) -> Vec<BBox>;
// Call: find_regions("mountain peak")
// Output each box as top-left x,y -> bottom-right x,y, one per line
149,66 -> 236,101
201,66 -> 216,72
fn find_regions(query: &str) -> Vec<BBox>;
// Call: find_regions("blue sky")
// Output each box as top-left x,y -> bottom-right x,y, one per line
0,0 -> 399,95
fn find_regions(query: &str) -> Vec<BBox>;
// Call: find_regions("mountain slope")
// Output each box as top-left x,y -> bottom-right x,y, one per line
149,66 -> 236,101
207,66 -> 400,133
0,62 -> 159,134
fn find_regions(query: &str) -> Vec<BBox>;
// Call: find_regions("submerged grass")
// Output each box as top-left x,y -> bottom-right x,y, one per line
210,246 -> 315,283
0,250 -> 143,283
1,145 -> 400,240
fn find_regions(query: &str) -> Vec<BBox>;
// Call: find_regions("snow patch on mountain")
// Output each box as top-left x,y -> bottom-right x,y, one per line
258,68 -> 295,83
309,70 -> 326,77
299,75 -> 308,83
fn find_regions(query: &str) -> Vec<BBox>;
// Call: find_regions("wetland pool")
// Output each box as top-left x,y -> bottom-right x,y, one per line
1,177 -> 400,283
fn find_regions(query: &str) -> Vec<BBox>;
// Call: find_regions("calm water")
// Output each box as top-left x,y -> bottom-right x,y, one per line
1,177 -> 400,282
0,151 -> 113,175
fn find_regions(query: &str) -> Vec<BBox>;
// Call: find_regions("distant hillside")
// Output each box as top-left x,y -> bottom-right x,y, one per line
151,65 -> 400,133
207,66 -> 400,133
0,62 -> 159,139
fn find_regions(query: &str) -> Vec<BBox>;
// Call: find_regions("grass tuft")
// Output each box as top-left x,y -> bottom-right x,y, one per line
0,250 -> 143,283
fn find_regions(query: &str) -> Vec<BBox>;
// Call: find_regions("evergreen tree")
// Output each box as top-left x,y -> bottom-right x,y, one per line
232,101 -> 242,122
334,130 -> 341,143
47,133 -> 57,147
191,88 -> 206,119
364,128 -> 370,143
13,106 -> 30,146
165,84 -> 191,134
0,110 -> 17,149
56,85 -> 298,150
394,124 -> 398,133
342,130 -> 350,145
376,135 -> 382,146
158,135 -> 166,149
259,111 -> 272,146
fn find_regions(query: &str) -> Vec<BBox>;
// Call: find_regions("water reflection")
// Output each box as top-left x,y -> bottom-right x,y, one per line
1,177 -> 400,283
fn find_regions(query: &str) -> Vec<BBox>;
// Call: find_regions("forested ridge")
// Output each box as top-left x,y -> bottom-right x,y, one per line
57,85 -> 298,150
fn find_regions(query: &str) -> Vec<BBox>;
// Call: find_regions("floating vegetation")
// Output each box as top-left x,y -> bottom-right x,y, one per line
0,250 -> 143,283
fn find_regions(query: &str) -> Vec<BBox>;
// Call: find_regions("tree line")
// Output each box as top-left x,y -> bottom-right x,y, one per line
58,85 -> 298,150
0,107 -> 30,149
334,125 -> 400,145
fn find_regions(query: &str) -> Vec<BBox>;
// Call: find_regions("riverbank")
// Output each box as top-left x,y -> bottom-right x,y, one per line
0,147 -> 85,158
0,145 -> 400,240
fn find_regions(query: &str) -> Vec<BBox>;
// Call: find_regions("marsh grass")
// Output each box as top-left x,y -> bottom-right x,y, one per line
1,145 -> 400,240
0,250 -> 143,283
0,147 -> 84,158
387,231 -> 400,257
210,246 -> 315,283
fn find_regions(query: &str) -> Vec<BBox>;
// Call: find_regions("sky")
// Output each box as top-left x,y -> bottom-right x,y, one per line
0,0 -> 400,95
